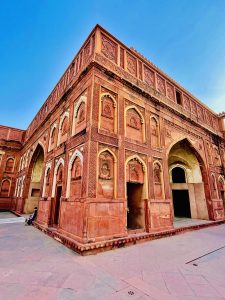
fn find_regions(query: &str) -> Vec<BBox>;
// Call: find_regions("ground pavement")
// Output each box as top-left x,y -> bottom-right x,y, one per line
1,212 -> 225,300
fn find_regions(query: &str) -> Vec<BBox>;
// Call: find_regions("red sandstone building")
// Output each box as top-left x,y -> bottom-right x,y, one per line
1,25 -> 225,253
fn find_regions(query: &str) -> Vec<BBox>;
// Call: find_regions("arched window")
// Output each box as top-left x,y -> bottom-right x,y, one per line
172,167 -> 186,183
150,117 -> 160,148
5,158 -> 14,172
0,179 -> 10,197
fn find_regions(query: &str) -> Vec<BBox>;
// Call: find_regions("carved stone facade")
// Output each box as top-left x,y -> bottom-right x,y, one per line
1,25 -> 225,254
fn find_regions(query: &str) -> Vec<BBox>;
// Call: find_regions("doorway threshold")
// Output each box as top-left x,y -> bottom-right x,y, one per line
174,217 -> 213,229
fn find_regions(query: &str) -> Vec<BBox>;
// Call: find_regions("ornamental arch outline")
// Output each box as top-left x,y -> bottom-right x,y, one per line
125,154 -> 148,199
52,157 -> 65,197
97,147 -> 117,198
66,149 -> 83,197
124,105 -> 146,142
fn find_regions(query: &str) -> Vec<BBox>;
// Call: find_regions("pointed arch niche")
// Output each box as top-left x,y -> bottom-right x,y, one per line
48,123 -> 57,151
5,157 -> 15,173
66,149 -> 83,199
150,116 -> 160,148
0,179 -> 11,197
153,161 -> 165,199
99,93 -> 117,134
125,106 -> 145,143
218,176 -> 225,208
42,161 -> 52,198
72,95 -> 87,136
97,149 -> 116,199
211,173 -> 219,199
57,111 -> 69,146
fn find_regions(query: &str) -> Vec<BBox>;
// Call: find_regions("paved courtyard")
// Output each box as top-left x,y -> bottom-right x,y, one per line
1,213 -> 225,299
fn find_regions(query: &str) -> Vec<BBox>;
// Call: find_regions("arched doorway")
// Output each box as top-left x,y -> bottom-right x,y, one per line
126,157 -> 147,230
51,158 -> 64,226
24,144 -> 44,213
171,167 -> 191,218
168,139 -> 209,221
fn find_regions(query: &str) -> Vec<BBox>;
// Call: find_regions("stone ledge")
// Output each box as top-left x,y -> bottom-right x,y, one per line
33,218 -> 225,256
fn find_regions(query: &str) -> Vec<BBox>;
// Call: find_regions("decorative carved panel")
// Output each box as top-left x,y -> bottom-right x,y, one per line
151,117 -> 160,148
126,108 -> 143,143
83,41 -> 91,64
183,95 -> 190,111
191,101 -> 197,116
120,48 -> 124,68
144,66 -> 154,87
100,94 -> 115,133
166,83 -> 175,101
127,53 -> 137,76
138,61 -> 142,80
101,34 -> 117,63
156,75 -> 166,95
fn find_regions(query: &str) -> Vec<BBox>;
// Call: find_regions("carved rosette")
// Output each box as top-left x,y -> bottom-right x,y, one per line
166,83 -> 175,101
156,75 -> 166,95
144,66 -> 154,87
101,34 -> 117,63
127,53 -> 137,76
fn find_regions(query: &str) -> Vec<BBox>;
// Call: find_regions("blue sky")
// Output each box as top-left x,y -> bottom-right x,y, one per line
1,0 -> 225,129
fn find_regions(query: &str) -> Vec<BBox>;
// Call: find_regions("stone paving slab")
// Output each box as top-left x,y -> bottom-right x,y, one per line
1,213 -> 225,299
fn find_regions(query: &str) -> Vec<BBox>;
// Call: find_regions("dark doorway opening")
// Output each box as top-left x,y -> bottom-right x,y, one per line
172,167 -> 186,183
127,182 -> 144,230
54,186 -> 62,225
172,189 -> 191,218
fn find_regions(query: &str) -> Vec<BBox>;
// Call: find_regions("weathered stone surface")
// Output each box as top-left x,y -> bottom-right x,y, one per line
1,25 -> 225,253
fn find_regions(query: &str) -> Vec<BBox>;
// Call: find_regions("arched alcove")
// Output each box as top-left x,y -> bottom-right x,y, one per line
24,144 -> 45,213
168,139 -> 209,220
